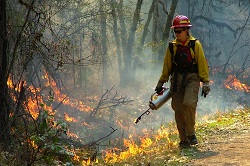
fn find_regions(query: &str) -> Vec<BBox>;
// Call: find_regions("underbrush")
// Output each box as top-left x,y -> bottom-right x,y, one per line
97,107 -> 250,166
1,108 -> 249,165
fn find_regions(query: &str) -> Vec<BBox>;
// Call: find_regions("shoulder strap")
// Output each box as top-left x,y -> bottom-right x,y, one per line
188,39 -> 197,53
169,39 -> 196,55
169,42 -> 174,60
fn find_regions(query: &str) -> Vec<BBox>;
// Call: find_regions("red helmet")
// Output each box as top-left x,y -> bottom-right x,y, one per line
171,15 -> 193,28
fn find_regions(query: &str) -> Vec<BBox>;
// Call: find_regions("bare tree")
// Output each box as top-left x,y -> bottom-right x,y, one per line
133,0 -> 158,73
158,0 -> 179,60
123,0 -> 143,84
110,0 -> 123,81
110,0 -> 144,85
0,0 -> 11,146
99,0 -> 109,89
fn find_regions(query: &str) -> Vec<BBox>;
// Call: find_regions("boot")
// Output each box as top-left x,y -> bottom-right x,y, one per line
188,135 -> 198,145
179,140 -> 190,148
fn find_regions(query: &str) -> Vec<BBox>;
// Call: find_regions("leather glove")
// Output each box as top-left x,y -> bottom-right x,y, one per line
155,81 -> 164,94
201,82 -> 210,97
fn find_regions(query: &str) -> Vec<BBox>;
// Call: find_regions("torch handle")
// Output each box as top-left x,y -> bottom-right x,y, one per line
150,87 -> 166,101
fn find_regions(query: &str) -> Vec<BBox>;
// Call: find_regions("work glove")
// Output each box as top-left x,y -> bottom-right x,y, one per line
201,82 -> 210,97
155,81 -> 164,94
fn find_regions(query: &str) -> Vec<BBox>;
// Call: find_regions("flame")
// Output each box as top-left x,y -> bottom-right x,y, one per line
140,137 -> 153,148
64,112 -> 78,122
43,71 -> 93,112
7,77 -> 20,102
155,125 -> 169,141
7,73 -> 99,165
104,126 -> 177,163
82,121 -> 92,128
8,77 -> 27,93
26,97 -> 40,119
8,77 -> 53,119
7,77 -> 16,91
82,158 -> 91,165
67,131 -> 79,139
74,154 -> 80,162
80,157 -> 98,165
7,69 -> 94,120
224,75 -> 249,92
28,139 -> 38,149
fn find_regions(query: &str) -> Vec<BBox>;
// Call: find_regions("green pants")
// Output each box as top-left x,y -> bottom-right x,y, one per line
170,72 -> 200,141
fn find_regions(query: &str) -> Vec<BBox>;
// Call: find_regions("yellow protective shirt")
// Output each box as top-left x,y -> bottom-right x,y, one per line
159,35 -> 210,83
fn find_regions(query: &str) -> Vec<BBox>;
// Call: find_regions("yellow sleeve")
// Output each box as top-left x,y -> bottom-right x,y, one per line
194,40 -> 210,83
159,47 -> 172,83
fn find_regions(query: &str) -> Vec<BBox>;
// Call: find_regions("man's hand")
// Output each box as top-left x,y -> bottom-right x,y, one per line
155,81 -> 164,94
202,82 -> 210,97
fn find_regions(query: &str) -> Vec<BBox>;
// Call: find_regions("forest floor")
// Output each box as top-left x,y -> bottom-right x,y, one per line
100,108 -> 250,166
189,130 -> 250,166
186,108 -> 250,166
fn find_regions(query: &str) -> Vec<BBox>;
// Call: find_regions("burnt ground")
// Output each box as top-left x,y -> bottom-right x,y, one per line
189,130 -> 250,166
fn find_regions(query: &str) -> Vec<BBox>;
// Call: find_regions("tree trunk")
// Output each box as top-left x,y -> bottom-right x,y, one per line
158,0 -> 178,61
122,0 -> 143,85
162,0 -> 178,41
117,0 -> 128,86
99,0 -> 108,89
0,0 -> 11,146
132,0 -> 158,79
138,0 -> 158,51
110,0 -> 123,82
152,0 -> 159,57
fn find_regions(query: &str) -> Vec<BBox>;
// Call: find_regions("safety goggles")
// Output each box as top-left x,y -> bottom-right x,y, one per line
174,27 -> 187,34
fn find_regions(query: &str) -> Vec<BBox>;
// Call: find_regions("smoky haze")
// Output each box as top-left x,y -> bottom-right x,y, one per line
55,0 -> 250,146
110,0 -> 250,138
5,0 -> 250,158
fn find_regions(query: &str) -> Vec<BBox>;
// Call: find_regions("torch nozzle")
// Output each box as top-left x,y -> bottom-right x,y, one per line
134,117 -> 141,124
134,108 -> 151,124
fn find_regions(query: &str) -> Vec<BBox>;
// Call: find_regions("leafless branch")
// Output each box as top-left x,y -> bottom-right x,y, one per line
87,126 -> 117,147
90,86 -> 133,117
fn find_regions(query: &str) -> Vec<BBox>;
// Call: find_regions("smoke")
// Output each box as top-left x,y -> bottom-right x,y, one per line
198,74 -> 249,116
130,46 -> 249,128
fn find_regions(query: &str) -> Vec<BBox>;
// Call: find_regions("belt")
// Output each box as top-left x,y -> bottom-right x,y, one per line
174,64 -> 198,74
172,64 -> 198,92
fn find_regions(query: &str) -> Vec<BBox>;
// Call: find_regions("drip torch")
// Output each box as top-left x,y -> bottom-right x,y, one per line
135,87 -> 172,124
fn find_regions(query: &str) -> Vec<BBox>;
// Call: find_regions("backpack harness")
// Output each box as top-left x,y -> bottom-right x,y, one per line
169,39 -> 198,92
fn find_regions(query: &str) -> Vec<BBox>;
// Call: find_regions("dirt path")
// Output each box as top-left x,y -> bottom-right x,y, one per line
190,131 -> 250,166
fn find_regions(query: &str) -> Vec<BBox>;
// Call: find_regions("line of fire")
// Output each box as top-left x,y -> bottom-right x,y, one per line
6,66 -> 250,165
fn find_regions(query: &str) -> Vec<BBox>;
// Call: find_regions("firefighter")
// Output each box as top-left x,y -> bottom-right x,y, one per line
155,15 -> 210,148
